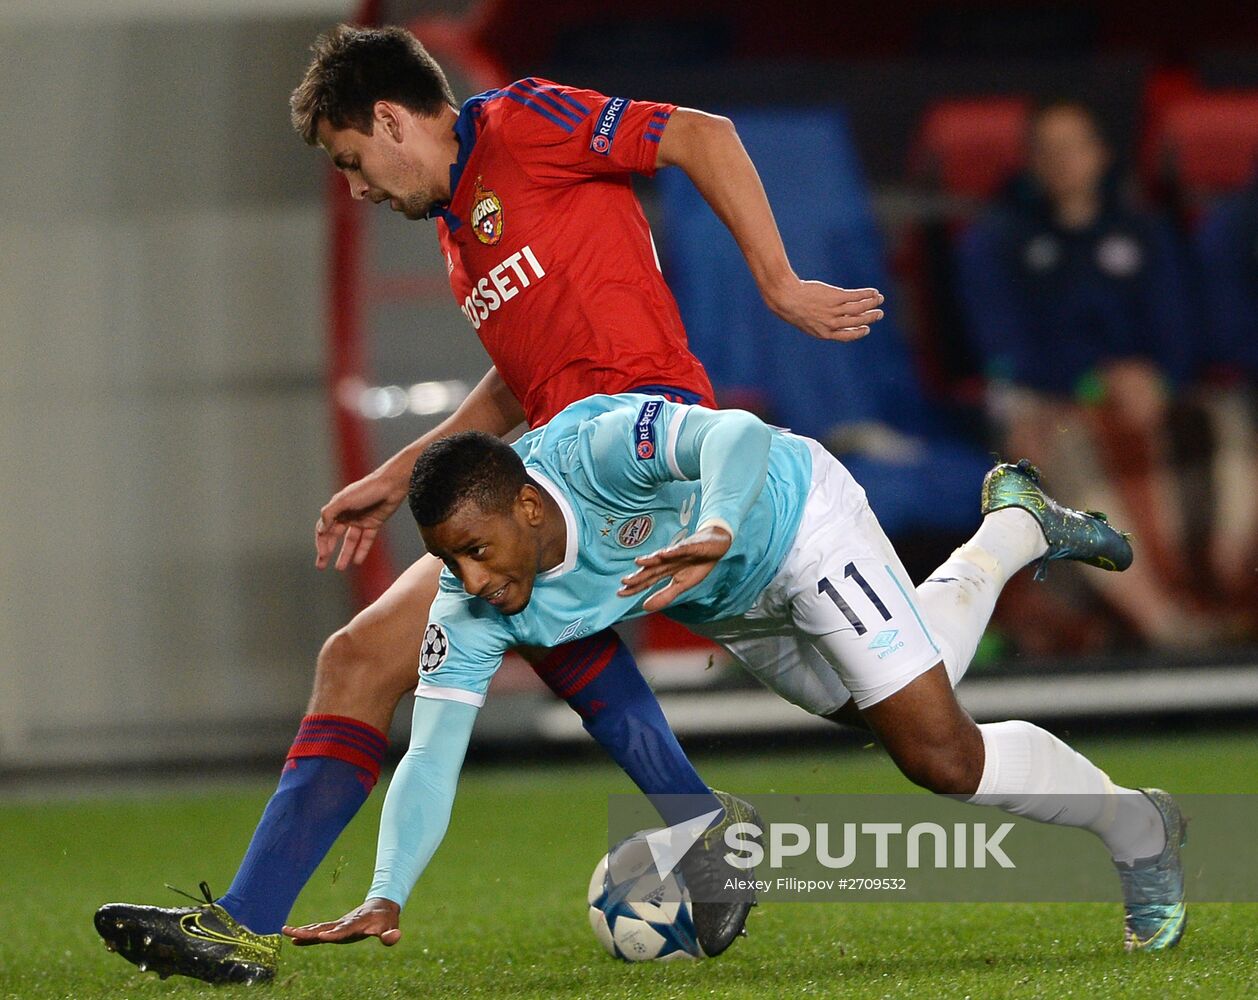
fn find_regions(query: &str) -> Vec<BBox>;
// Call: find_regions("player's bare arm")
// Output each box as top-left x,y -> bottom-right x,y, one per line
315,366 -> 525,570
283,898 -> 401,947
655,108 -> 884,342
617,524 -> 734,612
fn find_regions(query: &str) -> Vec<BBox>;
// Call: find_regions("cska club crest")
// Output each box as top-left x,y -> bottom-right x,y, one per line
470,177 -> 504,245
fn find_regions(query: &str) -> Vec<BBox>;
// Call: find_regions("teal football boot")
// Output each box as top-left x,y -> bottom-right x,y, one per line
1116,789 -> 1188,952
980,459 -> 1134,581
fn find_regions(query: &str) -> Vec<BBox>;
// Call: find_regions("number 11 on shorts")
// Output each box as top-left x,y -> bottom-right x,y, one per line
817,563 -> 892,636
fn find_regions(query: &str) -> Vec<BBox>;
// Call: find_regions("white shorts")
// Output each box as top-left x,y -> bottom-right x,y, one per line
689,439 -> 942,713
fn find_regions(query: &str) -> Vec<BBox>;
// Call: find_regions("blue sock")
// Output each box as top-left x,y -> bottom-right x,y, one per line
532,631 -> 721,826
217,715 -> 387,934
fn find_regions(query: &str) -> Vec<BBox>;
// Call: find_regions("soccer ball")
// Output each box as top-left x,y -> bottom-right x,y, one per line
587,833 -> 703,962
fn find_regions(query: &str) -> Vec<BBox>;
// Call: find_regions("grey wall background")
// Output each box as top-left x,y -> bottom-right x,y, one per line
0,4 -> 393,769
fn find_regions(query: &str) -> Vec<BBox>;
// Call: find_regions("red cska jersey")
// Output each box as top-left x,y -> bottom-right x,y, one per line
430,77 -> 715,427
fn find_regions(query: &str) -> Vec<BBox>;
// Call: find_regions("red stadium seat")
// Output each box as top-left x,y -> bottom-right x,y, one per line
1147,91 -> 1258,197
910,97 -> 1031,200
900,98 -> 1031,404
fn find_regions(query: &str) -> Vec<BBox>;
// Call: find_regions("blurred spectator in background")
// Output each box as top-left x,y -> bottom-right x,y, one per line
1192,172 -> 1258,611
956,101 -> 1218,649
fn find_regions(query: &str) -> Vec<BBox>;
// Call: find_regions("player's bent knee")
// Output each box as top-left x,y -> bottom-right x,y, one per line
859,664 -> 984,793
893,744 -> 982,795
316,628 -> 366,689
316,627 -> 415,700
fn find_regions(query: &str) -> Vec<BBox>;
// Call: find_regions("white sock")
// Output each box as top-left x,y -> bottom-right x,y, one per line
916,508 -> 1048,685
969,720 -> 1166,864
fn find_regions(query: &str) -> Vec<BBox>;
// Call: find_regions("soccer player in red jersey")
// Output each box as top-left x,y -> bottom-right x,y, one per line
93,24 -> 883,984
432,80 -> 717,426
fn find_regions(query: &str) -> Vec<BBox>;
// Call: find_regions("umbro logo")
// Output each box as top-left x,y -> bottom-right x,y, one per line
868,629 -> 899,650
555,618 -> 587,644
868,628 -> 905,659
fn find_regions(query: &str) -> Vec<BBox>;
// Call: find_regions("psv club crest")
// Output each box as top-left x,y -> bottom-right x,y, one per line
471,177 -> 504,245
617,515 -> 654,548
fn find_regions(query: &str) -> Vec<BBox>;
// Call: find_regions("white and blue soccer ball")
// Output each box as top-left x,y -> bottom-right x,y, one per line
587,833 -> 703,962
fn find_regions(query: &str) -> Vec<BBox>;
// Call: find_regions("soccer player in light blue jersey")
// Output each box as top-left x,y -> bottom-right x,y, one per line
285,394 -> 1187,955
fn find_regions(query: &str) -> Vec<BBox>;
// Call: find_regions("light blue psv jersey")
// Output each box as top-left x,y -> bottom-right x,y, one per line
416,394 -> 813,706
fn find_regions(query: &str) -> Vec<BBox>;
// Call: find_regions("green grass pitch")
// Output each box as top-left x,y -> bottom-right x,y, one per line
2,730 -> 1256,999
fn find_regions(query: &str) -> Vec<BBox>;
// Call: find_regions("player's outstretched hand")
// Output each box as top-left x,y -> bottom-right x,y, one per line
315,463 -> 411,571
618,525 -> 733,612
768,278 -> 884,342
282,898 -> 402,947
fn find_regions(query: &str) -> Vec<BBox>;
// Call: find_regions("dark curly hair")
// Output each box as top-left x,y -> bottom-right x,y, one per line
409,432 -> 530,528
